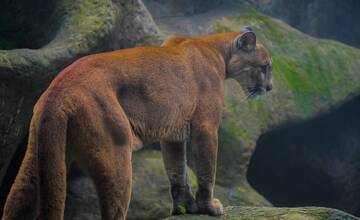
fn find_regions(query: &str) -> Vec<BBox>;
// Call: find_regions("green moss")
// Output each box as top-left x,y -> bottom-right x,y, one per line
177,205 -> 187,215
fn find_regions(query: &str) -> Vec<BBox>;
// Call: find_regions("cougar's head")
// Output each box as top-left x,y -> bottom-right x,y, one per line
226,28 -> 273,97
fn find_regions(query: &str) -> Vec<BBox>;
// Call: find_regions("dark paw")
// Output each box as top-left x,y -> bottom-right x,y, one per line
197,198 -> 224,216
172,195 -> 198,215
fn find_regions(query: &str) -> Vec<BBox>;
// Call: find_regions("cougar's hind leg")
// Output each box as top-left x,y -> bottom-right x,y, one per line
75,129 -> 132,220
71,100 -> 133,220
88,143 -> 132,220
160,141 -> 198,215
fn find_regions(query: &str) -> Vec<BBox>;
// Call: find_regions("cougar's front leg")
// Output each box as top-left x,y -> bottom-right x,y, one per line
190,123 -> 223,216
160,141 -> 198,215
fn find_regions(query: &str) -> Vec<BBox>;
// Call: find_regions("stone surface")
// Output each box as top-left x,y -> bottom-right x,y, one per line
163,206 -> 359,220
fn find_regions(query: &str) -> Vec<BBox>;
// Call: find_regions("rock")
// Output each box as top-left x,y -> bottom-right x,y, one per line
0,0 -> 161,213
142,0 -> 223,18
249,0 -> 360,48
64,150 -> 198,220
163,206 -> 359,220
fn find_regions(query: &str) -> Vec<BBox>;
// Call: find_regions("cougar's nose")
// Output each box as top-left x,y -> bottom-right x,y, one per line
266,84 -> 272,91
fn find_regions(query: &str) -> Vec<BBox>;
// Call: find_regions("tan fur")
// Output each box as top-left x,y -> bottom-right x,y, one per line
2,32 -> 272,220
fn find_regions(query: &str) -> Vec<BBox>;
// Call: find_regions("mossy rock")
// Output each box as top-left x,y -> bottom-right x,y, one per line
163,206 -> 359,220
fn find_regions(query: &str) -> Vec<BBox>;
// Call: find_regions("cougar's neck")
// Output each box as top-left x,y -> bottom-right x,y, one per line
197,32 -> 237,66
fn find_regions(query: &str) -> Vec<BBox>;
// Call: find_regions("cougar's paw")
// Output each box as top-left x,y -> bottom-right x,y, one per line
197,198 -> 224,216
172,195 -> 198,215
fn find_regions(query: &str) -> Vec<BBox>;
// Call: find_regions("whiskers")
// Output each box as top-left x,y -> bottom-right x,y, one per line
240,87 -> 270,103
240,88 -> 257,103
246,90 -> 257,99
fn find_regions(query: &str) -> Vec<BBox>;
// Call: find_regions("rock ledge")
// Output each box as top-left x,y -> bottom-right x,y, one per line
163,206 -> 359,220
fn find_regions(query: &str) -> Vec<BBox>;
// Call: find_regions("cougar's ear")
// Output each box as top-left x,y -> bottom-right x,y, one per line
235,31 -> 256,52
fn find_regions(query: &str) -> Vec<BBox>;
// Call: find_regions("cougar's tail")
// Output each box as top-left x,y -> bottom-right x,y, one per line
2,105 -> 68,220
